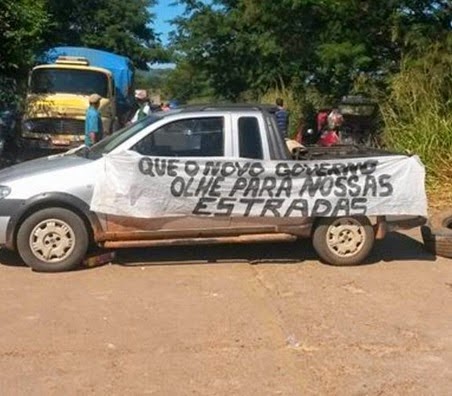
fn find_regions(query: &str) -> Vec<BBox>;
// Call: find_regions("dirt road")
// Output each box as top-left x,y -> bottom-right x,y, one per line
0,229 -> 451,395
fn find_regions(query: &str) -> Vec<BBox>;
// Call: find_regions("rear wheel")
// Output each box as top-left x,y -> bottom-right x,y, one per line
17,208 -> 89,272
313,216 -> 375,266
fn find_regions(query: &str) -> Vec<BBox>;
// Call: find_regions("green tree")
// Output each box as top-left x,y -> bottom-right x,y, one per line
0,0 -> 48,102
172,3 -> 252,100
382,38 -> 452,184
44,0 -> 167,68
163,60 -> 214,103
172,0 -> 450,101
135,69 -> 173,91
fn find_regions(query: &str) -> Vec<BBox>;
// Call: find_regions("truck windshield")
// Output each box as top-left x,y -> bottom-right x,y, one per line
30,68 -> 109,97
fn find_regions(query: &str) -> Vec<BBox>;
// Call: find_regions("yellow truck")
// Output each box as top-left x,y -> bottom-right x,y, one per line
21,47 -> 134,151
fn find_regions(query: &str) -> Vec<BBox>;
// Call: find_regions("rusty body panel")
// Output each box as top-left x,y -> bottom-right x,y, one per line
93,213 -> 423,249
99,214 -> 313,243
102,233 -> 298,249
230,216 -> 312,229
375,216 -> 388,240
105,215 -> 231,234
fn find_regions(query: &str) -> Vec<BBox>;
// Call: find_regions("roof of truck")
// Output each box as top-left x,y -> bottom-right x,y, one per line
40,47 -> 132,69
174,103 -> 279,114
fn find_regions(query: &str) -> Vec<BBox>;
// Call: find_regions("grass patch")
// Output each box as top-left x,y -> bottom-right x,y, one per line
381,42 -> 452,197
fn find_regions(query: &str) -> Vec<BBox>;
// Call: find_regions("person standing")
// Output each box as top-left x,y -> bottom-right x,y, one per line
131,89 -> 151,123
85,94 -> 103,147
275,98 -> 289,139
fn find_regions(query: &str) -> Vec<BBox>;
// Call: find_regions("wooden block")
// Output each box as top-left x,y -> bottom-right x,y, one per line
83,251 -> 116,268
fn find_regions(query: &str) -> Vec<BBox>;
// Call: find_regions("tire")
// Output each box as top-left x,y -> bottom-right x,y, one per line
312,216 -> 375,266
421,210 -> 452,258
17,208 -> 89,272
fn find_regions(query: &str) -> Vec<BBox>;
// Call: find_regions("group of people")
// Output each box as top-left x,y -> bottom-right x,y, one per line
84,89 -> 174,147
130,89 -> 173,123
84,92 -> 291,148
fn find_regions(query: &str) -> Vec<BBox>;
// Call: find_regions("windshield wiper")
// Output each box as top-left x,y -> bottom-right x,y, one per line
74,146 -> 90,158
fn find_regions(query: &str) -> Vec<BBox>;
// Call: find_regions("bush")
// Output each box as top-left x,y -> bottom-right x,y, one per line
381,42 -> 452,186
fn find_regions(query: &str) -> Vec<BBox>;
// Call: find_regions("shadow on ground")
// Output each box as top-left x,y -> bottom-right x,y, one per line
0,231 -> 436,271
0,249 -> 25,267
114,231 -> 436,267
366,231 -> 435,264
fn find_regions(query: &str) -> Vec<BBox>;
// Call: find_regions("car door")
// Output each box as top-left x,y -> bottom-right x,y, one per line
104,114 -> 235,240
229,114 -> 311,233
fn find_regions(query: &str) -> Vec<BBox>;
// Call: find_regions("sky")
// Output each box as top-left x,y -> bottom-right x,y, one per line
153,1 -> 186,45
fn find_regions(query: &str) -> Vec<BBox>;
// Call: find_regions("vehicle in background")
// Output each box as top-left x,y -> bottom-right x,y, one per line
21,47 -> 134,154
0,109 -> 13,157
169,99 -> 180,109
0,105 -> 20,165
301,95 -> 380,147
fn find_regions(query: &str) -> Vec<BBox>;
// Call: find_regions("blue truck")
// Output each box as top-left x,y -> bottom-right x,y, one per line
22,47 -> 135,150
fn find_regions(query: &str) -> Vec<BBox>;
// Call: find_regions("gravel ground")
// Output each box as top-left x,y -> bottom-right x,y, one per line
0,229 -> 451,395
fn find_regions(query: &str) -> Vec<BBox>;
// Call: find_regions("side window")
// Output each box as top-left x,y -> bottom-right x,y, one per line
132,117 -> 224,157
238,117 -> 263,159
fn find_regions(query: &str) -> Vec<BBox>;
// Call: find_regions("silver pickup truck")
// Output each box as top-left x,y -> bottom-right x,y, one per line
0,105 -> 426,272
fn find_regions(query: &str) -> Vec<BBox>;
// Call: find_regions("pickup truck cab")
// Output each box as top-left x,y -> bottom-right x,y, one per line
0,105 -> 426,272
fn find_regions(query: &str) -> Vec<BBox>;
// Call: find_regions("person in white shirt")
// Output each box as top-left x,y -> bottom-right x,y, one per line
131,89 -> 151,123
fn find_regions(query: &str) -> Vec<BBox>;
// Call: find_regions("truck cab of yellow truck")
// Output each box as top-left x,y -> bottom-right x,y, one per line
21,47 -> 134,152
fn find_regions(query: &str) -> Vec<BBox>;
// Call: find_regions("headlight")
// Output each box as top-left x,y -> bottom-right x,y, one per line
0,186 -> 11,199
22,120 -> 34,132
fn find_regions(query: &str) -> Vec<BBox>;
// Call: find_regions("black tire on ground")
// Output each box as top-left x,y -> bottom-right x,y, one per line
421,210 -> 452,258
312,216 -> 375,266
17,208 -> 89,272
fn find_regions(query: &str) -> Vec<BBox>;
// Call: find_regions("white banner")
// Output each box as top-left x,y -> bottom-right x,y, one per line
90,151 -> 427,218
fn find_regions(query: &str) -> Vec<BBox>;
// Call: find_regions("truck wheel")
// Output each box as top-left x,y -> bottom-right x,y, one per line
17,208 -> 89,272
421,210 -> 452,258
313,216 -> 375,266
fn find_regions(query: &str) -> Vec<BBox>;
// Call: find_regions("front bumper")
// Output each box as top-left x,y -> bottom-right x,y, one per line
0,216 -> 10,246
0,199 -> 26,248
20,137 -> 81,150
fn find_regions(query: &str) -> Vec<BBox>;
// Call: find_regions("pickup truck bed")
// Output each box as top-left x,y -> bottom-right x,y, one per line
292,144 -> 398,161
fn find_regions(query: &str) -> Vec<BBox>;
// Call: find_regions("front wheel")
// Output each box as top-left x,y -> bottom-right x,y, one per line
17,208 -> 89,272
312,216 -> 375,266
